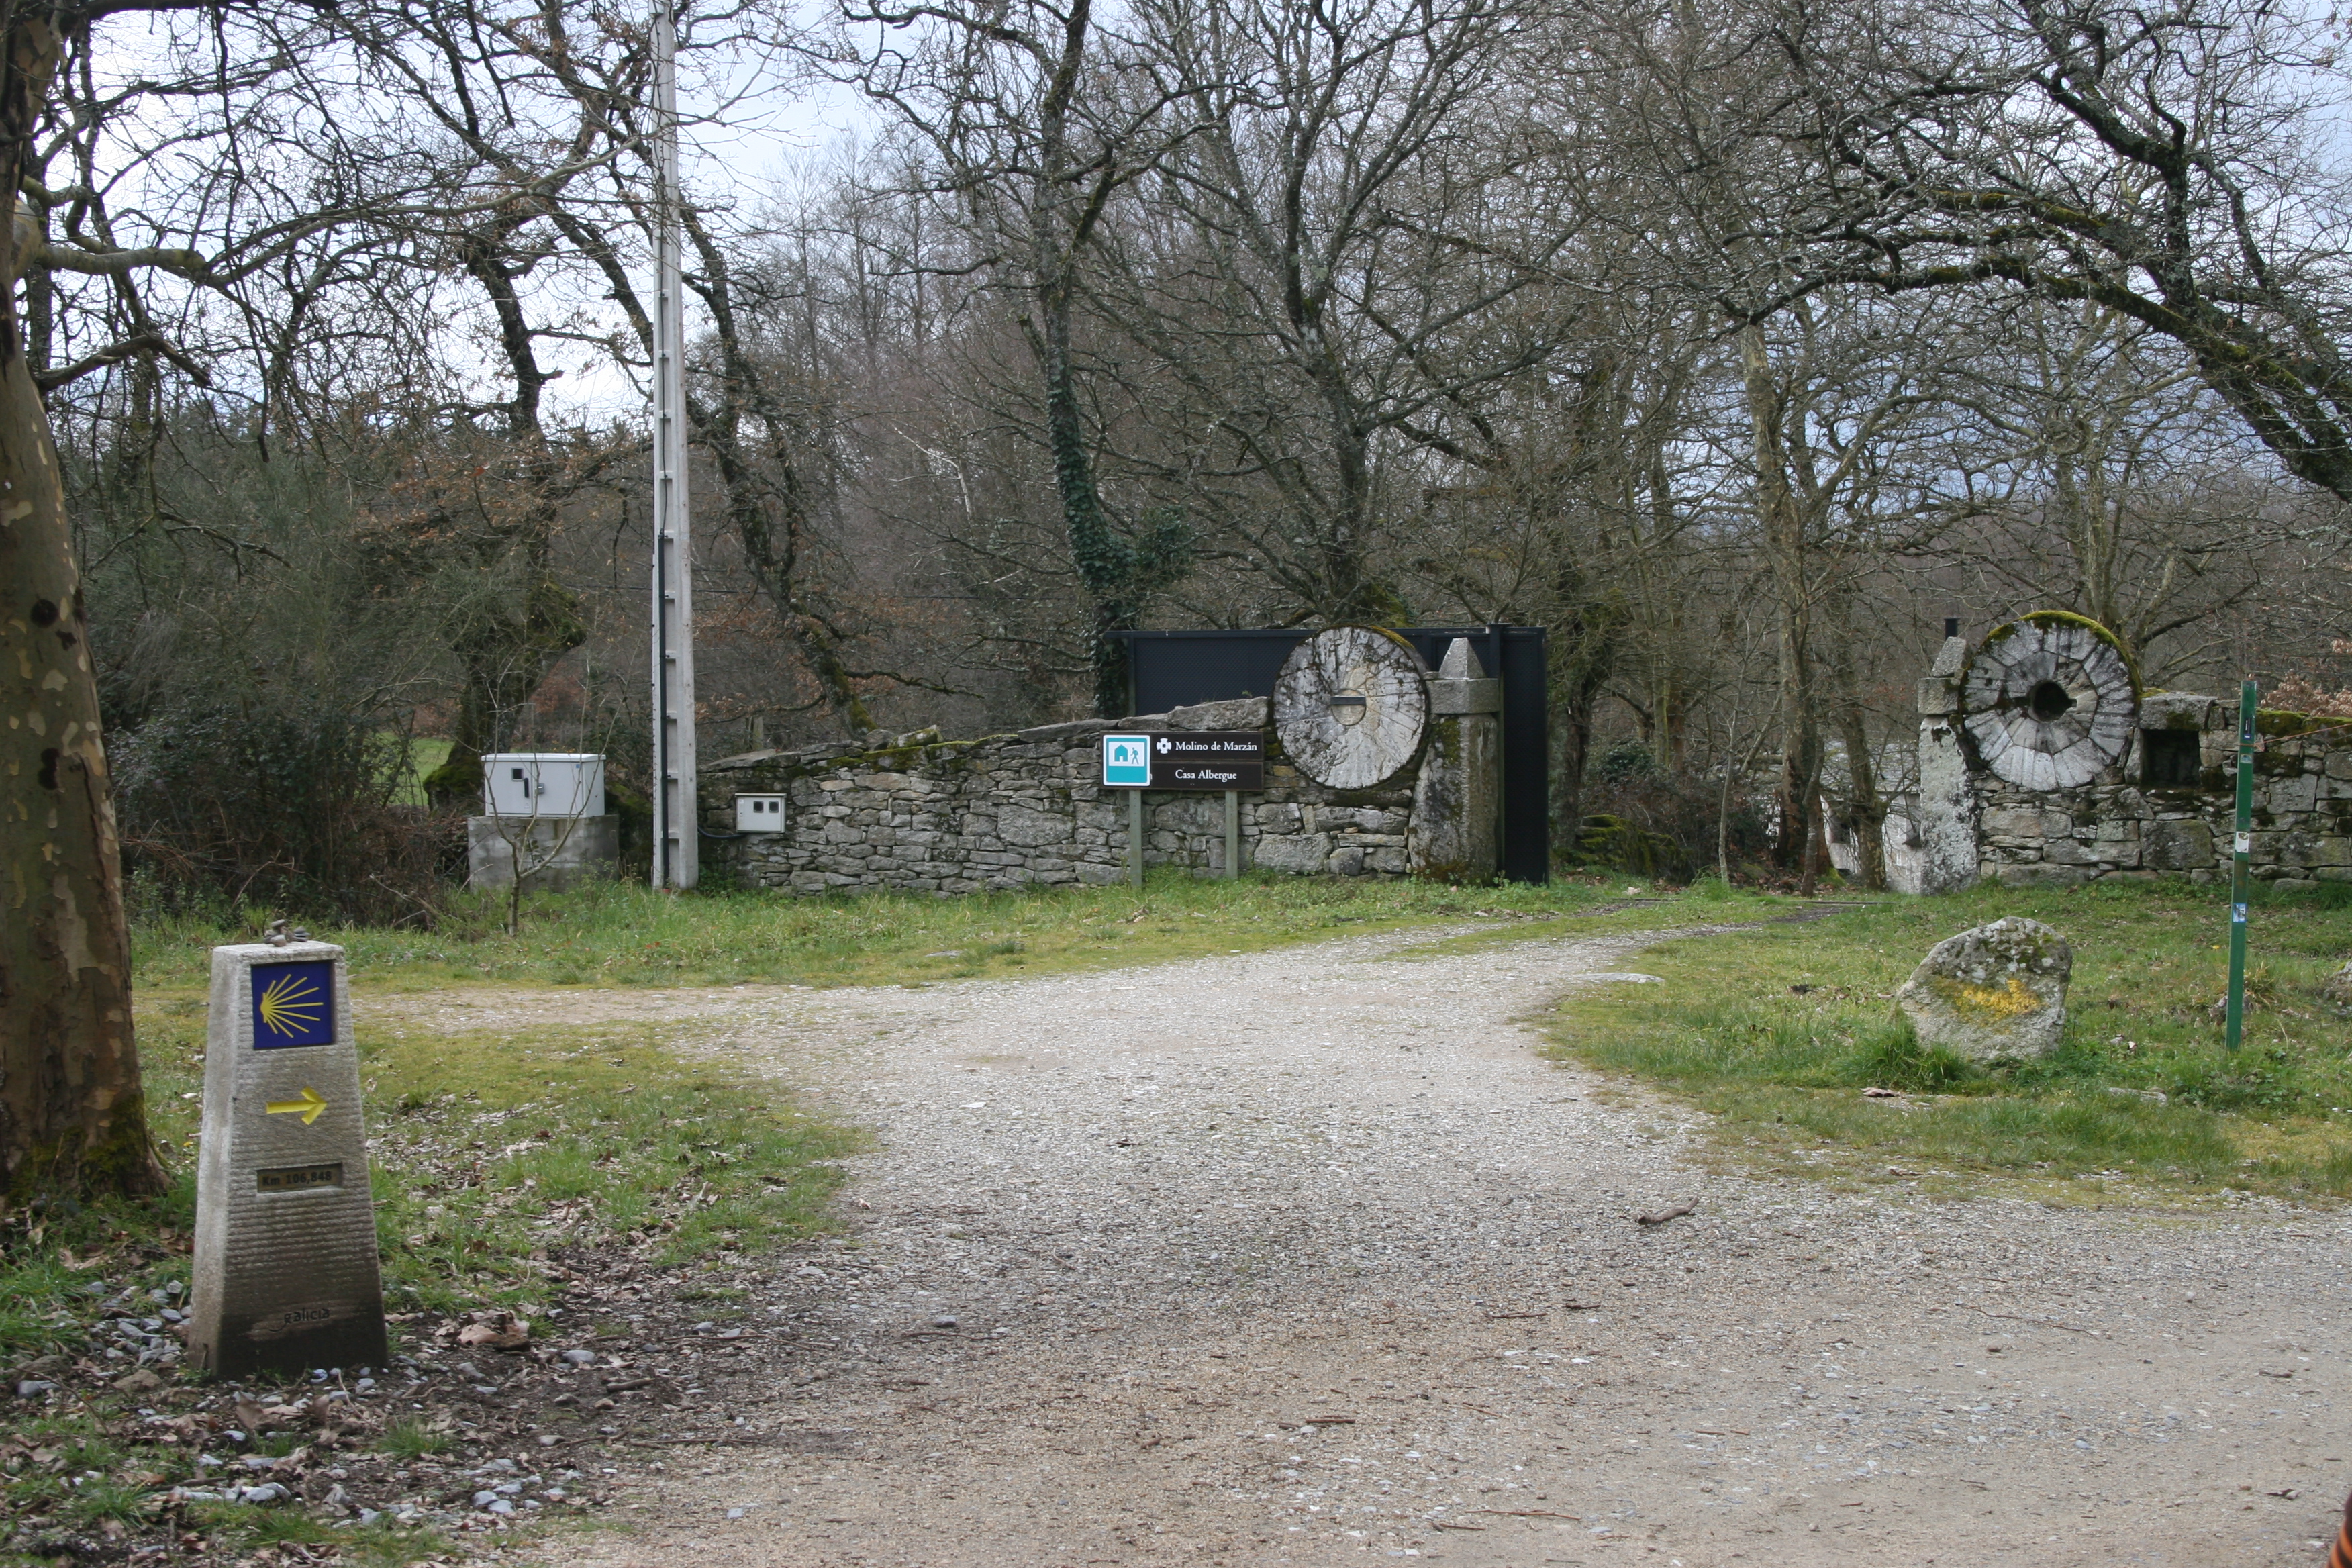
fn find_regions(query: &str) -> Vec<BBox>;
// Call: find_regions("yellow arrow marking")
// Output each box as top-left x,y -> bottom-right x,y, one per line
264,1087 -> 328,1126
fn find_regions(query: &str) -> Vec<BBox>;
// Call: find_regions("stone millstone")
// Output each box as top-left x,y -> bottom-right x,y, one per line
1273,626 -> 1430,790
1959,614 -> 2137,790
1894,917 -> 2071,1059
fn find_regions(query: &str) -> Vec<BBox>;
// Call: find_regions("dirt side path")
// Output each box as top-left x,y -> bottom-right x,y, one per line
428,928 -> 2352,1568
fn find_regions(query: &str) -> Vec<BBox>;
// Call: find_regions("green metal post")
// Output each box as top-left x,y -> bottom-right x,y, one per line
1224,789 -> 1240,879
2225,679 -> 2255,1052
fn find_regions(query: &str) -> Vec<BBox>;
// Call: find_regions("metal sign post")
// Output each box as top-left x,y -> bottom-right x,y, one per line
1104,732 -> 1267,886
648,0 -> 697,890
1129,791 -> 1145,889
2225,679 -> 2256,1051
188,942 -> 387,1378
1102,732 -> 1150,889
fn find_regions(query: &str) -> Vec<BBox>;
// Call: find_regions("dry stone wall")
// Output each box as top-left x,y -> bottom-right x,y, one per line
699,697 -> 1420,894
1904,630 -> 2352,890
1970,710 -> 2352,887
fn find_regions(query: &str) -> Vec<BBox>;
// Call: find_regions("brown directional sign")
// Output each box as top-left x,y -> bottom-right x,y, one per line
1150,730 -> 1264,791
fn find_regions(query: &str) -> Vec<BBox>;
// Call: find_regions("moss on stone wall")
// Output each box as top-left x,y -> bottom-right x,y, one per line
1990,609 -> 2144,695
2257,709 -> 2327,738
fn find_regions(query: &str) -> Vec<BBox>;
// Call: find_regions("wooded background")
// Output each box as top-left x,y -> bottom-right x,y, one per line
48,0 -> 2352,917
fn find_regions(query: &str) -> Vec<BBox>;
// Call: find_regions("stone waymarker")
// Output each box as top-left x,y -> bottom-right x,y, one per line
1894,917 -> 2071,1059
188,942 -> 387,1379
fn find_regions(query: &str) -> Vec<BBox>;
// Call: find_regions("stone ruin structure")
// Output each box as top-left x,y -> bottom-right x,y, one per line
700,632 -> 1507,894
1894,611 -> 2352,891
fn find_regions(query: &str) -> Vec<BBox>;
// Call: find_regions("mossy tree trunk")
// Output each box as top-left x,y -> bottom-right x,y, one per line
0,8 -> 164,1201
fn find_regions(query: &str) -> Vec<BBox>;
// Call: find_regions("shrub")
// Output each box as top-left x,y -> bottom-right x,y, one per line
112,695 -> 456,925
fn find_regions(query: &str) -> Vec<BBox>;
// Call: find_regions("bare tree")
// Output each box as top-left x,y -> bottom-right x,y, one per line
2,0 -> 475,1199
1941,300 -> 2276,677
1733,293 -> 1974,885
1779,0 -> 2352,502
1099,0 -> 1585,623
827,0 -> 1187,714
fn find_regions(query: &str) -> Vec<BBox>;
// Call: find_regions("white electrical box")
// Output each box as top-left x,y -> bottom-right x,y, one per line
482,753 -> 606,819
735,794 -> 787,832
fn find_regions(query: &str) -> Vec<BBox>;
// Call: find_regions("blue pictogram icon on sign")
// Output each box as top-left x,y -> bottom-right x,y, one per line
251,962 -> 336,1048
1102,733 -> 1151,787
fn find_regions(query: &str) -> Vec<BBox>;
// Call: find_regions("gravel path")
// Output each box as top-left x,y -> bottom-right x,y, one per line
495,923 -> 2352,1567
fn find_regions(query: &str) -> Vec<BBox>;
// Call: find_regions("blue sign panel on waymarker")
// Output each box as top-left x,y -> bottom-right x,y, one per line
251,962 -> 335,1048
1102,733 -> 1152,787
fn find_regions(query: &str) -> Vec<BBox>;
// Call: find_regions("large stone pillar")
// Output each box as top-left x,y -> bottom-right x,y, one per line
1409,638 -> 1502,881
1908,630 -> 1981,893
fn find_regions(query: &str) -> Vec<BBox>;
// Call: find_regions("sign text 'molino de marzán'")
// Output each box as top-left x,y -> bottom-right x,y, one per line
1101,730 -> 1264,791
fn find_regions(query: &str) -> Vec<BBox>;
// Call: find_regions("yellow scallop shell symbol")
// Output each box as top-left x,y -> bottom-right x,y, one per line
256,972 -> 324,1038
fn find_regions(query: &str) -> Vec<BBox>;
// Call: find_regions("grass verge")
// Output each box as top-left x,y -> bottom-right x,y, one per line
130,869 -> 1666,991
122,995 -> 866,1320
0,997 -> 860,1563
1543,879 -> 2352,1202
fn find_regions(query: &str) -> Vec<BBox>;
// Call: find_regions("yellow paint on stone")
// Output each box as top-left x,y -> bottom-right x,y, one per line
1929,973 -> 2042,1024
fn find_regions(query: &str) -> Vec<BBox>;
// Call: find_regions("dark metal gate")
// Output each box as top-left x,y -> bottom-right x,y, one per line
1110,626 -> 1549,883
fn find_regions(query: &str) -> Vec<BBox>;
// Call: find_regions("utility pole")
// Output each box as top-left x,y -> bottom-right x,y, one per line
2224,679 -> 2255,1050
648,0 -> 697,890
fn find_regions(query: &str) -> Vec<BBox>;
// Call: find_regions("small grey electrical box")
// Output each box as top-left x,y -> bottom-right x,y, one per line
736,794 -> 787,832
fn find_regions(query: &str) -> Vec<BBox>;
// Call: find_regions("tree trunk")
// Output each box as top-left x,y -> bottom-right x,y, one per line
679,213 -> 877,738
1836,703 -> 1887,891
417,223 -> 591,807
1549,582 -> 1621,846
1796,775 -> 1826,897
1738,323 -> 1820,871
1021,0 -> 1135,718
1038,272 -> 1134,717
0,11 -> 163,1201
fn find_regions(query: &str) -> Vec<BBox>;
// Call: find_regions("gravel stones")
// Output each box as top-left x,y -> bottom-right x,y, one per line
1894,916 -> 2071,1058
373,922 -> 2352,1567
